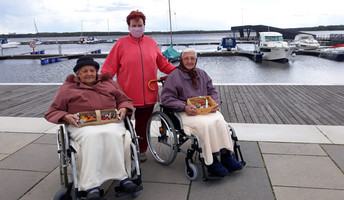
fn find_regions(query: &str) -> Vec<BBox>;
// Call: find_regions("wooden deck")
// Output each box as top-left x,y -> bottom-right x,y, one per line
1,84 -> 344,125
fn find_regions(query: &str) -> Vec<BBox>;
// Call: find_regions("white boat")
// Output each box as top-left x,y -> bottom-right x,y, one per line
292,34 -> 320,50
85,36 -> 100,44
255,32 -> 291,62
32,38 -> 42,45
0,38 -> 20,48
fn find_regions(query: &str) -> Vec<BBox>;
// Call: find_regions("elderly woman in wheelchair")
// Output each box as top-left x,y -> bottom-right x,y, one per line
160,47 -> 244,177
45,56 -> 142,200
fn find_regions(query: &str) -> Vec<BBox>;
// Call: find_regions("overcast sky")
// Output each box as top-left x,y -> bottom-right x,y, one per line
1,0 -> 343,34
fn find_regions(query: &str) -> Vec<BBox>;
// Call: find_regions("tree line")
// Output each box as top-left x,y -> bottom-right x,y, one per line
1,25 -> 344,38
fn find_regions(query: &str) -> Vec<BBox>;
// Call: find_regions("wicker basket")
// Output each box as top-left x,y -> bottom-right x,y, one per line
187,96 -> 218,115
77,109 -> 120,127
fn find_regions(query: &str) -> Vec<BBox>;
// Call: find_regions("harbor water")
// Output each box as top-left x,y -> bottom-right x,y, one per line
1,32 -> 344,84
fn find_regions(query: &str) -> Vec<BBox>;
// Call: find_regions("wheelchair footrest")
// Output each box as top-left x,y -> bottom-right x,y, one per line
203,173 -> 225,181
115,185 -> 143,197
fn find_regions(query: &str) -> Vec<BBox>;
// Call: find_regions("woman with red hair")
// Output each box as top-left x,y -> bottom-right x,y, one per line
101,10 -> 176,162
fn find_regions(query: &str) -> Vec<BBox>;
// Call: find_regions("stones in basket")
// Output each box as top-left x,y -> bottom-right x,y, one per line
187,96 -> 218,115
77,109 -> 120,127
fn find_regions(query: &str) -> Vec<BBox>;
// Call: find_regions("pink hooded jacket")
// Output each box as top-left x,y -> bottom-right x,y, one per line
101,34 -> 176,107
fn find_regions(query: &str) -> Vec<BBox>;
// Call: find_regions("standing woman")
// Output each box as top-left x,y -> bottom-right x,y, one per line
101,10 -> 176,162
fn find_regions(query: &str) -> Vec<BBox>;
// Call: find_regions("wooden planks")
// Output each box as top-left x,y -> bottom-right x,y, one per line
1,85 -> 344,125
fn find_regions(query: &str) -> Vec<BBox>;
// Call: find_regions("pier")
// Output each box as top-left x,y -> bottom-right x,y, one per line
1,84 -> 344,125
294,49 -> 344,61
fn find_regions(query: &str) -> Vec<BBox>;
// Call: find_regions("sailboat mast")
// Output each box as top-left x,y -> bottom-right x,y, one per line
107,18 -> 110,37
168,0 -> 173,44
34,19 -> 39,33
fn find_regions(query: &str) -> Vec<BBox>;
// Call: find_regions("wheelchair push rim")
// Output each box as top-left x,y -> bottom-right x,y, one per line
146,111 -> 178,165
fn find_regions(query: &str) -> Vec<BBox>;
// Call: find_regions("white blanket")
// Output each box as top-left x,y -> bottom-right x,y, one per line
68,122 -> 131,191
179,111 -> 234,165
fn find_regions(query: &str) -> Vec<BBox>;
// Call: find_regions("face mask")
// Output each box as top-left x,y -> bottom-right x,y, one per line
129,27 -> 145,38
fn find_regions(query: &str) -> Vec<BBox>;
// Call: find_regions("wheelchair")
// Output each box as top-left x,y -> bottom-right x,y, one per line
146,80 -> 246,181
54,116 -> 143,200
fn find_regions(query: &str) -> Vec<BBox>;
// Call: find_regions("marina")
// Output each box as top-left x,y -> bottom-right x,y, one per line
1,31 -> 344,84
1,31 -> 344,200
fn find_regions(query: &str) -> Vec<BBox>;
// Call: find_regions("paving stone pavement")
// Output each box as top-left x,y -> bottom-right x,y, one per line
0,117 -> 344,200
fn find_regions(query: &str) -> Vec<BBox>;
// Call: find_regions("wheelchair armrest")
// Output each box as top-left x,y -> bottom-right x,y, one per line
160,105 -> 184,131
160,104 -> 180,112
228,124 -> 238,141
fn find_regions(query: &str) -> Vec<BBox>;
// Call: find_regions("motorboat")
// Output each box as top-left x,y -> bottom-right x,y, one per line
78,37 -> 86,44
255,32 -> 292,62
0,38 -> 20,48
319,44 -> 344,61
292,34 -> 320,50
217,37 -> 238,51
85,36 -> 100,44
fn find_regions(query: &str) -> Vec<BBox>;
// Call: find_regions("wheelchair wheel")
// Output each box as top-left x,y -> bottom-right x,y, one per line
53,188 -> 76,200
185,163 -> 198,181
146,111 -> 178,165
58,126 -> 69,188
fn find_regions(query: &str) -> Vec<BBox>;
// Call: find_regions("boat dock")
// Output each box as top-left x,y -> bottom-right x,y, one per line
1,84 -> 344,125
294,49 -> 344,61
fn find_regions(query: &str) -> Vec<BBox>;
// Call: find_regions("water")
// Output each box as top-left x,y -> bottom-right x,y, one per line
1,32 -> 343,84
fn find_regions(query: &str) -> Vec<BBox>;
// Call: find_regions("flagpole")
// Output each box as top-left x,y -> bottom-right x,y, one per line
168,0 -> 173,44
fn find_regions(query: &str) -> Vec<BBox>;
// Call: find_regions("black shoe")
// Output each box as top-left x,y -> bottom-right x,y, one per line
221,155 -> 243,171
207,161 -> 229,176
119,178 -> 138,193
86,188 -> 103,200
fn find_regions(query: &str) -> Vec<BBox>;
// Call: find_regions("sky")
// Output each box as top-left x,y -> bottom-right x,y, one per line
1,0 -> 343,34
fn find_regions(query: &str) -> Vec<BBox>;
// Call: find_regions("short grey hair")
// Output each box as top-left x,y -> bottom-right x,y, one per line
181,47 -> 197,58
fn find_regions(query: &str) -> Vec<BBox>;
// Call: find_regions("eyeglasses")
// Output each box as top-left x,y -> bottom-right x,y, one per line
182,57 -> 196,61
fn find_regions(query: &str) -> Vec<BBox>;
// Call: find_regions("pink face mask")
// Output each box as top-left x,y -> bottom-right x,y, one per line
129,27 -> 145,38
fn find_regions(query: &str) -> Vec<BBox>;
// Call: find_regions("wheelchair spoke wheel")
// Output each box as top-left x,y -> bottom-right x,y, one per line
58,126 -> 69,188
146,111 -> 178,165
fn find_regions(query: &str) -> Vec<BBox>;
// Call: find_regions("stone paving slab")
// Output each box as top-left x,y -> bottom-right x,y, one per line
322,144 -> 344,171
263,154 -> 344,189
317,125 -> 344,144
231,123 -> 331,144
105,182 -> 190,200
0,169 -> 47,200
239,141 -> 264,168
44,124 -> 60,134
0,143 -> 58,172
19,167 -> 61,200
141,151 -> 192,184
0,132 -> 42,154
33,134 -> 56,145
0,117 -> 55,133
0,154 -> 8,161
259,142 -> 327,156
189,168 -> 274,200
274,186 -> 344,200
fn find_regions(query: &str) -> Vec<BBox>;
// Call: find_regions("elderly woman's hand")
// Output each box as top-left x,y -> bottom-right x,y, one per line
185,105 -> 198,116
211,105 -> 219,113
117,107 -> 128,122
62,114 -> 80,127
